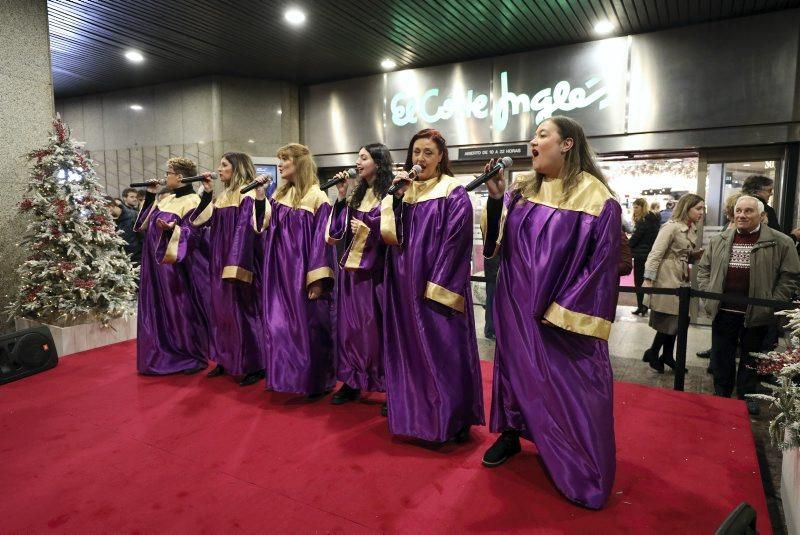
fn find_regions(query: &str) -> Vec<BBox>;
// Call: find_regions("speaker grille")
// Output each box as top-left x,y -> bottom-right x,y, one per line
13,333 -> 54,368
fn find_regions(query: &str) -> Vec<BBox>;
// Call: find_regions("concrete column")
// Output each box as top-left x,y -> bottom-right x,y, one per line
0,0 -> 55,331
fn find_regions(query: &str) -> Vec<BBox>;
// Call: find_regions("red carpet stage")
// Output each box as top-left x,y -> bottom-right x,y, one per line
1,341 -> 771,533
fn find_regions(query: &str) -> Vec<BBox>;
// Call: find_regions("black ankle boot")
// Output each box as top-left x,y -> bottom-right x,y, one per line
239,369 -> 265,386
649,357 -> 665,374
482,430 -> 521,467
331,384 -> 360,404
661,356 -> 688,374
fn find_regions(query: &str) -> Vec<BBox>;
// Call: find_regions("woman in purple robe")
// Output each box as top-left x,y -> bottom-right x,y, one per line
481,116 -> 620,509
193,152 -> 268,386
258,143 -> 336,398
381,128 -> 484,444
326,143 -> 393,411
135,157 -> 210,375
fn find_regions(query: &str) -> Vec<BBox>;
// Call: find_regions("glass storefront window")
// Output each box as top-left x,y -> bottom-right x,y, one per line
707,160 -> 779,226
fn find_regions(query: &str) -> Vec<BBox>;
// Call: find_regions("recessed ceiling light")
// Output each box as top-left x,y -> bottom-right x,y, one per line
594,20 -> 614,35
743,163 -> 751,167
124,50 -> 144,63
248,139 -> 255,144
129,104 -> 143,111
381,59 -> 397,70
277,109 -> 283,115
284,7 -> 306,25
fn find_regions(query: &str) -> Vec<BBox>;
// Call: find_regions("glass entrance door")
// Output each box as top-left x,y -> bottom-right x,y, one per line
706,160 -> 780,227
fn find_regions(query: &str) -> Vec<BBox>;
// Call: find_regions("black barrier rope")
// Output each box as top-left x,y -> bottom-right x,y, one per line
469,276 -> 797,391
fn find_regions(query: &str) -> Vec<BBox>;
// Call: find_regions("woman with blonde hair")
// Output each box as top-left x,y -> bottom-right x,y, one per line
194,152 -> 269,386
258,143 -> 336,397
643,193 -> 705,373
629,198 -> 661,316
481,116 -> 620,509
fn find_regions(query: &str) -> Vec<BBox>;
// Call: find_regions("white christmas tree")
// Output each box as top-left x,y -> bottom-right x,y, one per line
6,117 -> 138,327
749,307 -> 800,450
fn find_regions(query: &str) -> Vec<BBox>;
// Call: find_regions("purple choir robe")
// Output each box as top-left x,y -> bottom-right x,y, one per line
326,187 -> 385,392
380,175 -> 485,442
484,172 -> 620,509
260,185 -> 336,395
134,186 -> 210,374
190,188 -> 266,376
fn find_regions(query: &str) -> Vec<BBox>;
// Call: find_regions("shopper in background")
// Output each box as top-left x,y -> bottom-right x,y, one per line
696,195 -> 800,415
659,199 -> 676,225
122,187 -> 141,210
643,194 -> 705,373
629,198 -> 661,316
741,175 -> 779,231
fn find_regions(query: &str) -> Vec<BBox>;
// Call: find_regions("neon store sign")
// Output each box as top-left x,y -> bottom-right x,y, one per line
390,71 -> 610,132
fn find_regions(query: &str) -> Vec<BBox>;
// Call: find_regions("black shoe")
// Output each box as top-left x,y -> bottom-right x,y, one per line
482,430 -> 522,467
182,364 -> 207,375
331,384 -> 360,405
453,425 -> 471,444
696,349 -> 712,359
207,365 -> 224,378
746,400 -> 760,416
239,369 -> 265,387
485,332 -> 496,340
631,307 -> 642,316
380,403 -> 388,417
649,357 -> 665,374
642,349 -> 656,362
661,356 -> 688,374
640,306 -> 648,316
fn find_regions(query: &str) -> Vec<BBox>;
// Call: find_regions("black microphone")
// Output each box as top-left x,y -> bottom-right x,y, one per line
129,178 -> 165,187
320,168 -> 357,191
239,174 -> 274,195
180,172 -> 218,184
386,165 -> 423,196
465,157 -> 513,192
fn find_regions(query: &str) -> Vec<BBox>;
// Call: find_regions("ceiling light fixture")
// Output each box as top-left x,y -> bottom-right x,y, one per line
381,59 -> 397,70
277,109 -> 283,115
129,104 -> 143,111
284,7 -> 306,25
248,139 -> 255,143
594,20 -> 614,35
124,50 -> 144,63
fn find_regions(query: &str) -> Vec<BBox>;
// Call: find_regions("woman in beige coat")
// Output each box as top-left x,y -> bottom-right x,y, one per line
642,193 -> 706,373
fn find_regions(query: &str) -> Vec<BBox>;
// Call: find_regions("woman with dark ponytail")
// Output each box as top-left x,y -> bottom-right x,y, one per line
327,144 -> 393,411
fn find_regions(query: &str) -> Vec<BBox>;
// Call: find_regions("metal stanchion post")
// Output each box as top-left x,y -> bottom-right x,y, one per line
673,284 -> 692,391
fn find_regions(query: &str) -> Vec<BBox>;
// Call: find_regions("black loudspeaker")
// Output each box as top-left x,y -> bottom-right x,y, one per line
715,502 -> 757,535
0,326 -> 58,385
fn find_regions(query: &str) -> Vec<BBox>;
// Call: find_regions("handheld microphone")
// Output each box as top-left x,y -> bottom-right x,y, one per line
180,172 -> 218,184
465,157 -> 513,192
386,165 -> 423,196
129,178 -> 166,188
320,168 -> 357,191
239,174 -> 273,195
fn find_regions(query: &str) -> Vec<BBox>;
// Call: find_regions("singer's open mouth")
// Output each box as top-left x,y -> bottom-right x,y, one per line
532,149 -> 540,158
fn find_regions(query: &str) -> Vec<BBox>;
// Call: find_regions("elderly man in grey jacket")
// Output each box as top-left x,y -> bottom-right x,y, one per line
696,195 -> 800,414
